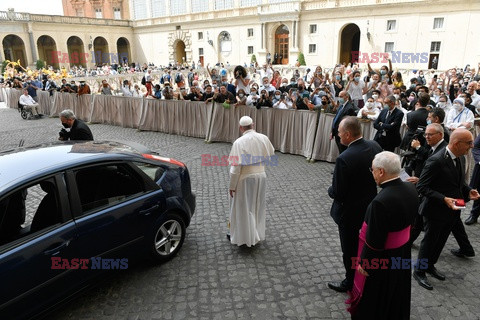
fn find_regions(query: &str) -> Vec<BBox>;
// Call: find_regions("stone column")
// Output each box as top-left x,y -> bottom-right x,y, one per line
293,20 -> 297,48
295,20 -> 299,49
261,23 -> 265,50
28,22 -> 38,64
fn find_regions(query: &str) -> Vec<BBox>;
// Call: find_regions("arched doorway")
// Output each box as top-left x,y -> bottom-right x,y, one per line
275,25 -> 289,65
67,36 -> 86,67
37,35 -> 59,69
174,40 -> 186,66
339,24 -> 360,65
3,34 -> 27,67
116,37 -> 131,65
93,36 -> 109,66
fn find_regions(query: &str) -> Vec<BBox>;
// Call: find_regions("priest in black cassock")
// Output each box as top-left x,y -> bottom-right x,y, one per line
346,151 -> 418,320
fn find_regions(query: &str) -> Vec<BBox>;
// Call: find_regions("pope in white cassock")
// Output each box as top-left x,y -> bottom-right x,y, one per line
228,116 -> 275,247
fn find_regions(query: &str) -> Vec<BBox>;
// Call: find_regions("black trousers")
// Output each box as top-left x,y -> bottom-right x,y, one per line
470,199 -> 480,218
451,214 -> 474,253
414,212 -> 473,253
410,212 -> 423,244
338,223 -> 359,288
418,213 -> 466,268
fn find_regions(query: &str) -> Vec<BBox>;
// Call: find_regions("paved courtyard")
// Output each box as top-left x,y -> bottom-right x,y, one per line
1,105 -> 479,320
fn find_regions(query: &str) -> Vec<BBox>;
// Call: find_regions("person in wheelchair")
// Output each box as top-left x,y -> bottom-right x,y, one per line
19,88 -> 42,119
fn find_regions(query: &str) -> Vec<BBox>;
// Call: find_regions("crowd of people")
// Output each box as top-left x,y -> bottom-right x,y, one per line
3,57 -> 480,318
6,60 -> 480,119
321,61 -> 480,318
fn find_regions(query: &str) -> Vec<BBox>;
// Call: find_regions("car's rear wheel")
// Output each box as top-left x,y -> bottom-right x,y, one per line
149,213 -> 186,262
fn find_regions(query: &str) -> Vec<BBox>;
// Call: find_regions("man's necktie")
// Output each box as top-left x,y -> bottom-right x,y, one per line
454,157 -> 462,181
428,148 -> 434,156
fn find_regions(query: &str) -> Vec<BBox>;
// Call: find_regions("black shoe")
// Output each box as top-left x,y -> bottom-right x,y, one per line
465,214 -> 479,225
451,248 -> 475,258
426,267 -> 446,281
226,233 -> 231,241
327,281 -> 349,293
413,271 -> 433,290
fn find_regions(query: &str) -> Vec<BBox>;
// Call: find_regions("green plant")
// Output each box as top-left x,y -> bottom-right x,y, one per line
297,52 -> 306,66
251,54 -> 257,63
36,60 -> 45,70
0,60 -> 8,74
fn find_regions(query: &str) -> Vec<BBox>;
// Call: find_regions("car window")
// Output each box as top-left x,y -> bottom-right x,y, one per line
0,178 -> 62,247
75,164 -> 148,213
132,161 -> 166,183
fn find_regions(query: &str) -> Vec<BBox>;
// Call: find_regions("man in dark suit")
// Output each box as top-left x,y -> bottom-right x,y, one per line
414,128 -> 479,290
58,109 -> 94,141
400,92 -> 430,150
465,133 -> 480,225
327,116 -> 382,292
408,123 -> 448,242
428,108 -> 449,142
373,95 -> 404,151
331,91 -> 358,154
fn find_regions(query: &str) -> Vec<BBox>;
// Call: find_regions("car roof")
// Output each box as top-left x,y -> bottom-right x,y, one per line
0,141 -> 147,192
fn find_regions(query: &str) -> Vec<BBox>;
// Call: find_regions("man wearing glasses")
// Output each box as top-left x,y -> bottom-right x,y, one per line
414,128 -> 479,290
409,124 -> 474,259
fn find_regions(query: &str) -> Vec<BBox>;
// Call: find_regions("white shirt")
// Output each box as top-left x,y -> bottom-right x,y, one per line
347,80 -> 365,100
122,85 -> 133,97
235,74 -> 251,94
273,100 -> 288,109
446,107 -> 474,130
133,89 -> 143,98
246,93 -> 258,107
357,104 -> 380,120
471,92 -> 480,109
259,84 -> 275,95
19,94 -> 37,105
145,72 -> 152,82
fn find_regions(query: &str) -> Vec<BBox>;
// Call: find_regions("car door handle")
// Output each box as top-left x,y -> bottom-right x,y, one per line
44,240 -> 70,256
140,204 -> 159,216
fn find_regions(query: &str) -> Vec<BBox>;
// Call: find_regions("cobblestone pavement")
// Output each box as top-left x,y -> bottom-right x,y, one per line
1,104 -> 480,320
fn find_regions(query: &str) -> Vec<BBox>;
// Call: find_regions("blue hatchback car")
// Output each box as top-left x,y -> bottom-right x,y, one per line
0,140 -> 195,319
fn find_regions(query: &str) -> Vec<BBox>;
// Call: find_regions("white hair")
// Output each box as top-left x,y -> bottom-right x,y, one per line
59,109 -> 76,120
372,151 -> 401,175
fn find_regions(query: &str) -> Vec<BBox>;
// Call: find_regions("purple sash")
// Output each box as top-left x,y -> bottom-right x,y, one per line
346,222 -> 410,315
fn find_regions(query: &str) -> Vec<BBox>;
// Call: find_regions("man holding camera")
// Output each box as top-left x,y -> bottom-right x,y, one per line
400,92 -> 430,150
58,109 -> 93,141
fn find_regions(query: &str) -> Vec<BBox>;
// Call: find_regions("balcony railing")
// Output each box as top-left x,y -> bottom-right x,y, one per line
258,0 -> 301,15
0,11 -> 132,27
302,0 -> 423,10
134,7 -> 258,27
